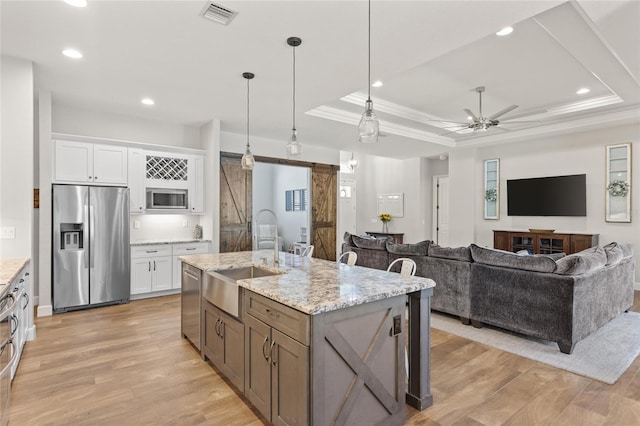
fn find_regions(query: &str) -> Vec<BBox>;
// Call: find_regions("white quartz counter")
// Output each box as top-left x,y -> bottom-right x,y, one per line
0,258 -> 30,296
131,239 -> 211,246
179,251 -> 435,315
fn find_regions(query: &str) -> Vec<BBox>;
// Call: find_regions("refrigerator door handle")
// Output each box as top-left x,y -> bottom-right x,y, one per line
84,204 -> 90,269
89,205 -> 95,269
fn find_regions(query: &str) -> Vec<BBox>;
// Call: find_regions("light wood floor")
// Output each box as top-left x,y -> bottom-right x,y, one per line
9,293 -> 640,425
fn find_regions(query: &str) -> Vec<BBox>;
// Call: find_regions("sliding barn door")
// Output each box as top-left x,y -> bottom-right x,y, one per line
220,155 -> 252,252
311,165 -> 338,261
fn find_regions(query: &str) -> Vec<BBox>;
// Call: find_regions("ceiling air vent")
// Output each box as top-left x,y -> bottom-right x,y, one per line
200,1 -> 238,25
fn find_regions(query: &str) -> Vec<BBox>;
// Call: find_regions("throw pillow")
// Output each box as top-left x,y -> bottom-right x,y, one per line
352,235 -> 388,251
428,244 -> 472,262
386,240 -> 430,256
555,246 -> 607,275
603,242 -> 624,266
469,244 -> 557,273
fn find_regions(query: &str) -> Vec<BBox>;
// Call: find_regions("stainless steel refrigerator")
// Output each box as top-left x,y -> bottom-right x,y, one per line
53,185 -> 130,312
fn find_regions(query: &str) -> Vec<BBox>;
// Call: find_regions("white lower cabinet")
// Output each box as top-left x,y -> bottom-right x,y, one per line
172,242 -> 209,289
130,245 -> 173,295
131,241 -> 210,296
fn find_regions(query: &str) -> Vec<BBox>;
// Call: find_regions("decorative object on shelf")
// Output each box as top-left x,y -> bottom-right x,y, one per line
484,158 -> 499,219
607,180 -> 630,197
348,152 -> 359,172
379,212 -> 391,232
193,224 -> 203,240
241,72 -> 255,170
358,0 -> 379,143
605,142 -> 632,222
286,36 -> 303,158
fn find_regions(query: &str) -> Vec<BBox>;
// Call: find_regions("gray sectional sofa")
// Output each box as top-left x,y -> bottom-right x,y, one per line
341,233 -> 635,354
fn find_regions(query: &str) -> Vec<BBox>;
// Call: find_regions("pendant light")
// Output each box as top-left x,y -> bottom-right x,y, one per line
358,0 -> 379,143
348,152 -> 359,172
286,37 -> 303,158
241,72 -> 255,170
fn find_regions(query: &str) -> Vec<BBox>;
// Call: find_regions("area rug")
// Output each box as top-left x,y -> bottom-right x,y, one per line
430,311 -> 640,384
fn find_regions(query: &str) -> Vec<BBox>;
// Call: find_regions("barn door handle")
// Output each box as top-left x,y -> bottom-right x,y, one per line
248,220 -> 252,233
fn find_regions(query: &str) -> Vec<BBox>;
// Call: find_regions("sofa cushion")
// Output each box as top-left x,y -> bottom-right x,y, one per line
428,244 -> 472,262
603,242 -> 624,266
386,240 -> 430,256
470,244 -> 557,273
352,235 -> 388,251
555,246 -> 607,275
621,242 -> 634,259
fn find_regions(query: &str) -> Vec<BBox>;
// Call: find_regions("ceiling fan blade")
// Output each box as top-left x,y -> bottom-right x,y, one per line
464,108 -> 479,123
488,105 -> 518,120
499,119 -> 540,124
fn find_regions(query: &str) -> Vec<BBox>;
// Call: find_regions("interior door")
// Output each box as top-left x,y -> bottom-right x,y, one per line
432,175 -> 450,246
339,179 -> 357,242
220,155 -> 253,252
311,165 -> 338,260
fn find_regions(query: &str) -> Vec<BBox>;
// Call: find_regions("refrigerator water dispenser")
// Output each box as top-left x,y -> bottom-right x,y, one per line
60,223 -> 83,250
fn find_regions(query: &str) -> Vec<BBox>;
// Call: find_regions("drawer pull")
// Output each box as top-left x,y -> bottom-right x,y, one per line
265,308 -> 280,318
186,248 -> 196,251
146,250 -> 158,253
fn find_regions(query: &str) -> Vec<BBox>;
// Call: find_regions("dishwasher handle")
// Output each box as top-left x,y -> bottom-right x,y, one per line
183,270 -> 200,281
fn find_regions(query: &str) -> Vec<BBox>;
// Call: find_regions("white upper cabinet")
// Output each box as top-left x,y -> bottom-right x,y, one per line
53,140 -> 127,185
189,155 -> 205,214
128,148 -> 145,213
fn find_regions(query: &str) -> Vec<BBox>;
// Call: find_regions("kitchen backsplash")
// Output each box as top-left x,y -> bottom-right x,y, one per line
130,214 -> 202,242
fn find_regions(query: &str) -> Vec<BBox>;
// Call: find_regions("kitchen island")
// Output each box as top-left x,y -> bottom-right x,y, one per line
180,251 -> 435,425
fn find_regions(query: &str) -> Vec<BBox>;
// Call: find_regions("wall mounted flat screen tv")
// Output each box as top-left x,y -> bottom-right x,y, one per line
507,174 -> 587,216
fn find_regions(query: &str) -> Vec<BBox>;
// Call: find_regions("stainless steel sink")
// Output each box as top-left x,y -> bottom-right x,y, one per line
203,266 -> 281,318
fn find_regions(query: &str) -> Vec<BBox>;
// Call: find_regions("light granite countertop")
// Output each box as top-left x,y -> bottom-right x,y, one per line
0,258 -> 30,296
179,251 -> 435,315
131,239 -> 211,246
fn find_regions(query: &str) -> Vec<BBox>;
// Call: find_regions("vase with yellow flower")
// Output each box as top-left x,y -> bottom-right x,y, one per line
378,213 -> 391,233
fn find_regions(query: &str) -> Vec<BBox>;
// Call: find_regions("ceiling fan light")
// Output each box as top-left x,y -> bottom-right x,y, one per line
359,100 -> 380,143
286,130 -> 302,158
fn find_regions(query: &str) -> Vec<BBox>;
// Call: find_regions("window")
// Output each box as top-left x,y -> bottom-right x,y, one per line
285,189 -> 307,211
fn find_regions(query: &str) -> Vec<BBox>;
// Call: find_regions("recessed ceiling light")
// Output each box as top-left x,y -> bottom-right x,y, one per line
62,49 -> 83,59
576,87 -> 590,95
496,27 -> 514,36
141,98 -> 155,106
467,116 -> 473,120
64,0 -> 87,7
372,80 -> 383,88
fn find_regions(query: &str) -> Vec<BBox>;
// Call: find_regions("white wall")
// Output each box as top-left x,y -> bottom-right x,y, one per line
220,131 -> 339,166
53,104 -> 201,149
457,123 -> 640,284
0,56 -> 34,259
355,155 -> 429,243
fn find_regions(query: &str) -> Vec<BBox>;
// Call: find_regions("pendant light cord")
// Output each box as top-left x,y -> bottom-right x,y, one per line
246,77 -> 250,149
292,45 -> 296,131
367,0 -> 371,102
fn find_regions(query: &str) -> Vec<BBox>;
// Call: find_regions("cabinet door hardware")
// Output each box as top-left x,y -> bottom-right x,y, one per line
265,308 -> 280,318
215,318 -> 221,337
269,340 -> 277,366
262,335 -> 270,360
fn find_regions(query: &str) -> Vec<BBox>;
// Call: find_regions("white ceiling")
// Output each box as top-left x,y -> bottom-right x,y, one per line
1,1 -> 639,160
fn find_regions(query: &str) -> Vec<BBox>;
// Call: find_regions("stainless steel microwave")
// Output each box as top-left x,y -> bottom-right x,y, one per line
146,188 -> 188,210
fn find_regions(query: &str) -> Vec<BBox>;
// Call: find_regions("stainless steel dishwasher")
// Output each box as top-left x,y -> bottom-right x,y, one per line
181,263 -> 201,351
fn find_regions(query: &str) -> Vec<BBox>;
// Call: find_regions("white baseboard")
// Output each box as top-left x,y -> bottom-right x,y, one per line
37,304 -> 53,317
34,295 -> 39,306
130,288 -> 181,300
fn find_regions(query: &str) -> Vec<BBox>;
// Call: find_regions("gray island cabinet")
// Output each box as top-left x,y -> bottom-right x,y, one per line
180,251 -> 435,426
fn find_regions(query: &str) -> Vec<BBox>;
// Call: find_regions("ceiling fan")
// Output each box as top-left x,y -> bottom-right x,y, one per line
438,86 -> 520,134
